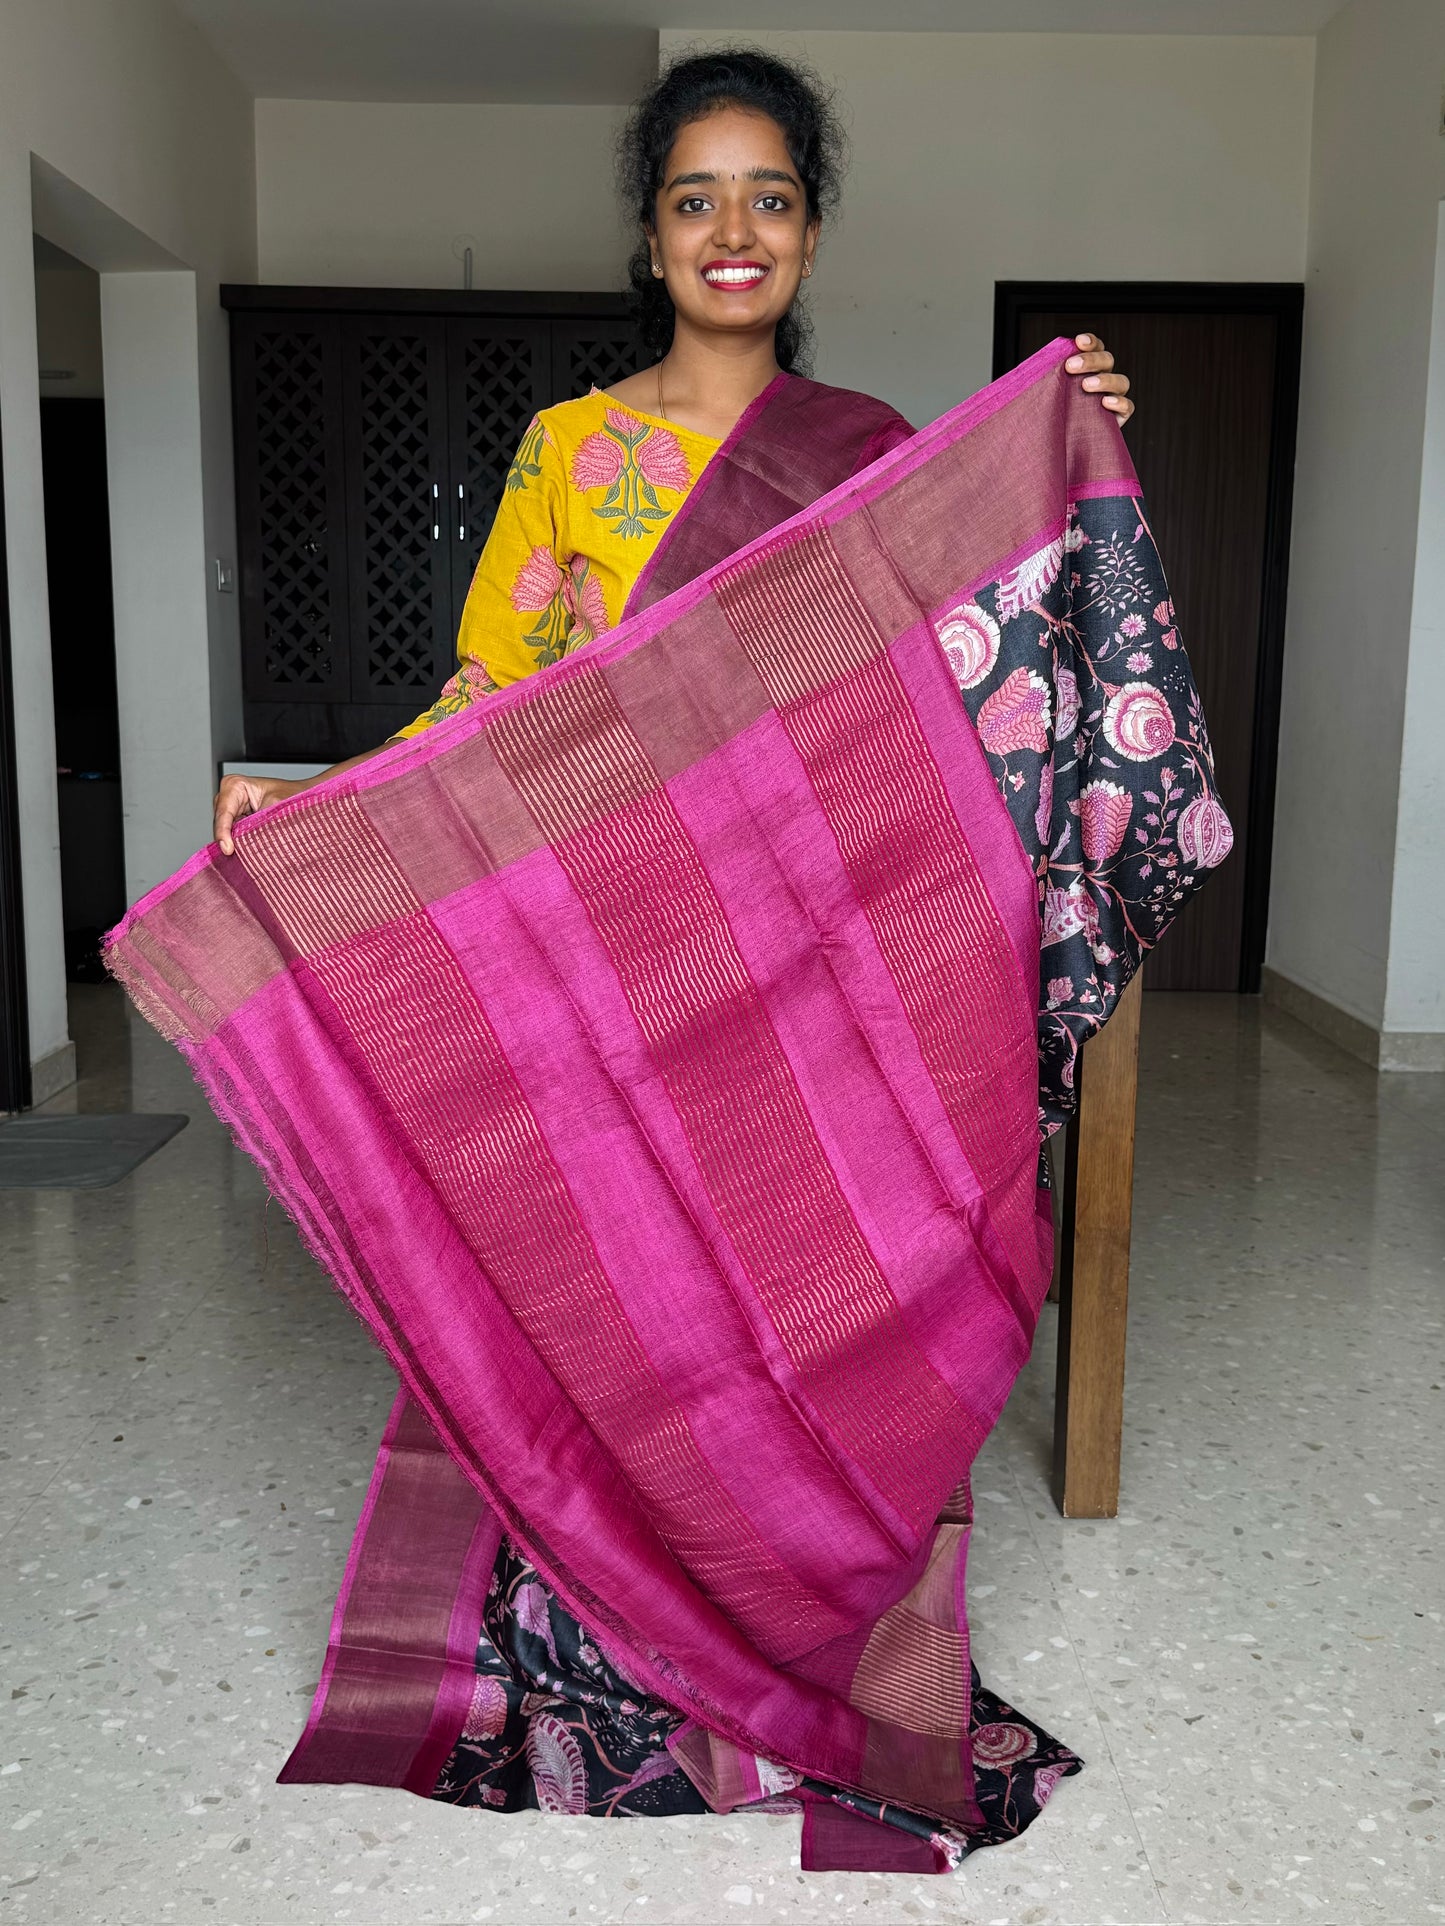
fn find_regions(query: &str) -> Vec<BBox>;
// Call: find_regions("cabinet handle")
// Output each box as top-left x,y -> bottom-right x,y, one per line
432,480 -> 440,541
458,483 -> 465,542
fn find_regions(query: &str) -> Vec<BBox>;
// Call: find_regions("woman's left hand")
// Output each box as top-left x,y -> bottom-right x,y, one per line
1065,334 -> 1134,426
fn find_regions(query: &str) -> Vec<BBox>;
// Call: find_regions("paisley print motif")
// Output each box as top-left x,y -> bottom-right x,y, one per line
526,1713 -> 589,1814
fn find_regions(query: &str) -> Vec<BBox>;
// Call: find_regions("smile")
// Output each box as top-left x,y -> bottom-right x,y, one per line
702,262 -> 770,288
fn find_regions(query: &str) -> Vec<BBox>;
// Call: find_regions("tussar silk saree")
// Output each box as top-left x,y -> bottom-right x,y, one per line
106,338 -> 1232,1875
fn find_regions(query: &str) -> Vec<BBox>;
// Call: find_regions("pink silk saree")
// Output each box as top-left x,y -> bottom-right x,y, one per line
106,338 -> 1230,1873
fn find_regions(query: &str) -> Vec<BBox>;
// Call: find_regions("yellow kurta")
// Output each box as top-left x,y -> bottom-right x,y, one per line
396,392 -> 721,738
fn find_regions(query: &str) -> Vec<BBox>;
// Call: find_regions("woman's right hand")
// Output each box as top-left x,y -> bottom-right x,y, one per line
213,774 -> 302,856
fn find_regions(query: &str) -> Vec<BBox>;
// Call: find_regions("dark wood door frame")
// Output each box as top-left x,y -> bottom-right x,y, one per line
0,385 -> 33,1113
994,281 -> 1303,994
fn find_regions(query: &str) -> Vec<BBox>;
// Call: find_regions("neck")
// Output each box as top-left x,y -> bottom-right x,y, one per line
656,321 -> 784,438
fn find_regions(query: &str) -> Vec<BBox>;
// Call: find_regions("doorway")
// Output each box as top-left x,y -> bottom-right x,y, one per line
994,283 -> 1303,993
33,236 -> 125,984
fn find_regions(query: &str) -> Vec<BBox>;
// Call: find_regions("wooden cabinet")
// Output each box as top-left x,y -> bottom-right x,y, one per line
224,289 -> 647,761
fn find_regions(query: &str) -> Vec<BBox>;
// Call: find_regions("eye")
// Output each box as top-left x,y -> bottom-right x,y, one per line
756,195 -> 789,212
677,196 -> 711,214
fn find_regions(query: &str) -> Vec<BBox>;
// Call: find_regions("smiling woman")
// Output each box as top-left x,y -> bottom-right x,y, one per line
178,42 -> 1183,1884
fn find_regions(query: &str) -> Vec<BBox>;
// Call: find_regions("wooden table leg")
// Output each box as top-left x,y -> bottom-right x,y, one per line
1051,968 -> 1143,1518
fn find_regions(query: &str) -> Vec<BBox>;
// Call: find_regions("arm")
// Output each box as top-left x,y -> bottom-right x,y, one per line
213,745 -> 393,855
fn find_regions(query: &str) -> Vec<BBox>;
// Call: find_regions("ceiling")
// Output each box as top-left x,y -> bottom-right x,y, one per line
170,0 -> 1351,105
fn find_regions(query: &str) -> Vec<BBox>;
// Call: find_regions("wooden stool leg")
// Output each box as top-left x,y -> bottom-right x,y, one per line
1051,968 -> 1143,1518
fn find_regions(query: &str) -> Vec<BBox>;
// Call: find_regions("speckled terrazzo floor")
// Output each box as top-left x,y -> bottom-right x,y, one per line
1,985 -> 1441,1926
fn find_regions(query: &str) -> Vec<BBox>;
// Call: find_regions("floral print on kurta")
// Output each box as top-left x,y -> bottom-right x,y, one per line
394,393 -> 719,736
936,495 -> 1232,1135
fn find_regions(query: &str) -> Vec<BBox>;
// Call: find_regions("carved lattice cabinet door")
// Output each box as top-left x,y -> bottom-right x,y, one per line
445,321 -> 551,625
549,319 -> 651,405
232,314 -> 351,708
340,317 -> 455,713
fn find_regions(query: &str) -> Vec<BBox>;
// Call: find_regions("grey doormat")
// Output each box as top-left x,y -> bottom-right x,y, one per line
0,1113 -> 189,1188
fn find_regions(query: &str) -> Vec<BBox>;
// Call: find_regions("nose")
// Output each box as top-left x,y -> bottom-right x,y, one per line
711,190 -> 757,254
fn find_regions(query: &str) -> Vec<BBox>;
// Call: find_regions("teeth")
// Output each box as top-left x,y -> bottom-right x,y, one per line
705,266 -> 766,284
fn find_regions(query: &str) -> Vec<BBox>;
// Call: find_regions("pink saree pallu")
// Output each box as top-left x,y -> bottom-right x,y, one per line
107,338 -> 1230,1873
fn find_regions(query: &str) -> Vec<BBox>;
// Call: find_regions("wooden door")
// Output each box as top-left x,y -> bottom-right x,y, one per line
232,313 -> 352,710
0,380 -> 29,1112
549,318 -> 653,403
996,286 -> 1302,992
340,317 -> 454,717
230,295 -> 647,761
446,320 -> 551,620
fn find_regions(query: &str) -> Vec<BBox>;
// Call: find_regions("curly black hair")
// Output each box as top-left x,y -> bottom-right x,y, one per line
616,47 -> 846,375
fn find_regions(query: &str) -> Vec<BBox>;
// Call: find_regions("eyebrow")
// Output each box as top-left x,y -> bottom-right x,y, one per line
664,165 -> 801,191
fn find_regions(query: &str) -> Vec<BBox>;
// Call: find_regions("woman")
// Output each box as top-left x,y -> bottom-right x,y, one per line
203,49 -> 1150,1872
214,50 -> 1131,850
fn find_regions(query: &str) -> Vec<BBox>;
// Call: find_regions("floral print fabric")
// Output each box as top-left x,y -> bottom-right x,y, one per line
394,393 -> 718,737
432,1542 -> 1081,1858
936,494 -> 1232,1135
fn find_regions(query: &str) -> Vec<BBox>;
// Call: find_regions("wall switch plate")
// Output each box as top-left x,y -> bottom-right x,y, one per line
215,559 -> 235,593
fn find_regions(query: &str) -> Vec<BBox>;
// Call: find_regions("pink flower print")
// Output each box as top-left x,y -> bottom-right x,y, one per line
1119,612 -> 1147,638
1042,880 -> 1100,948
1034,758 -> 1054,844
460,1674 -> 509,1742
970,1721 -> 1038,1768
635,425 -> 690,491
1077,779 -> 1132,861
937,600 -> 1001,690
755,1757 -> 803,1798
575,409 -> 686,538
1126,650 -> 1153,674
456,659 -> 499,700
1102,682 -> 1174,761
1152,596 -> 1175,626
510,545 -> 565,613
1161,627 -> 1180,650
571,430 -> 625,491
1046,975 -> 1073,1009
996,536 -> 1064,622
977,666 -> 1052,754
1055,666 -> 1081,742
1176,794 -> 1234,869
527,1713 -> 589,1814
1031,1761 -> 1071,1806
561,557 -> 610,647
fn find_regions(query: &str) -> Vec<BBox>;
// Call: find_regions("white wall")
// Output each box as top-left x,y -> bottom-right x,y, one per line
1384,197 -> 1445,1044
1268,0 -> 1445,1051
660,30 -> 1315,426
256,101 -> 631,289
35,262 -> 104,399
102,274 -> 219,908
0,0 -> 255,1086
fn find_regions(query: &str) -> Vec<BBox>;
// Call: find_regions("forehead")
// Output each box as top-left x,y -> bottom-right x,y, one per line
664,105 -> 793,173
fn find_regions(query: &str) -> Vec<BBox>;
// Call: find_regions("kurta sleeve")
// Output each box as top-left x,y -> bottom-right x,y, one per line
392,415 -> 569,739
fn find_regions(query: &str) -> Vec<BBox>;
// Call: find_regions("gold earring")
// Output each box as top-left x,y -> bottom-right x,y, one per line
651,260 -> 663,278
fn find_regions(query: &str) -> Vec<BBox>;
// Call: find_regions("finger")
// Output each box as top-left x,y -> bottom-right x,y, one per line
1083,372 -> 1129,393
1065,332 -> 1106,367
